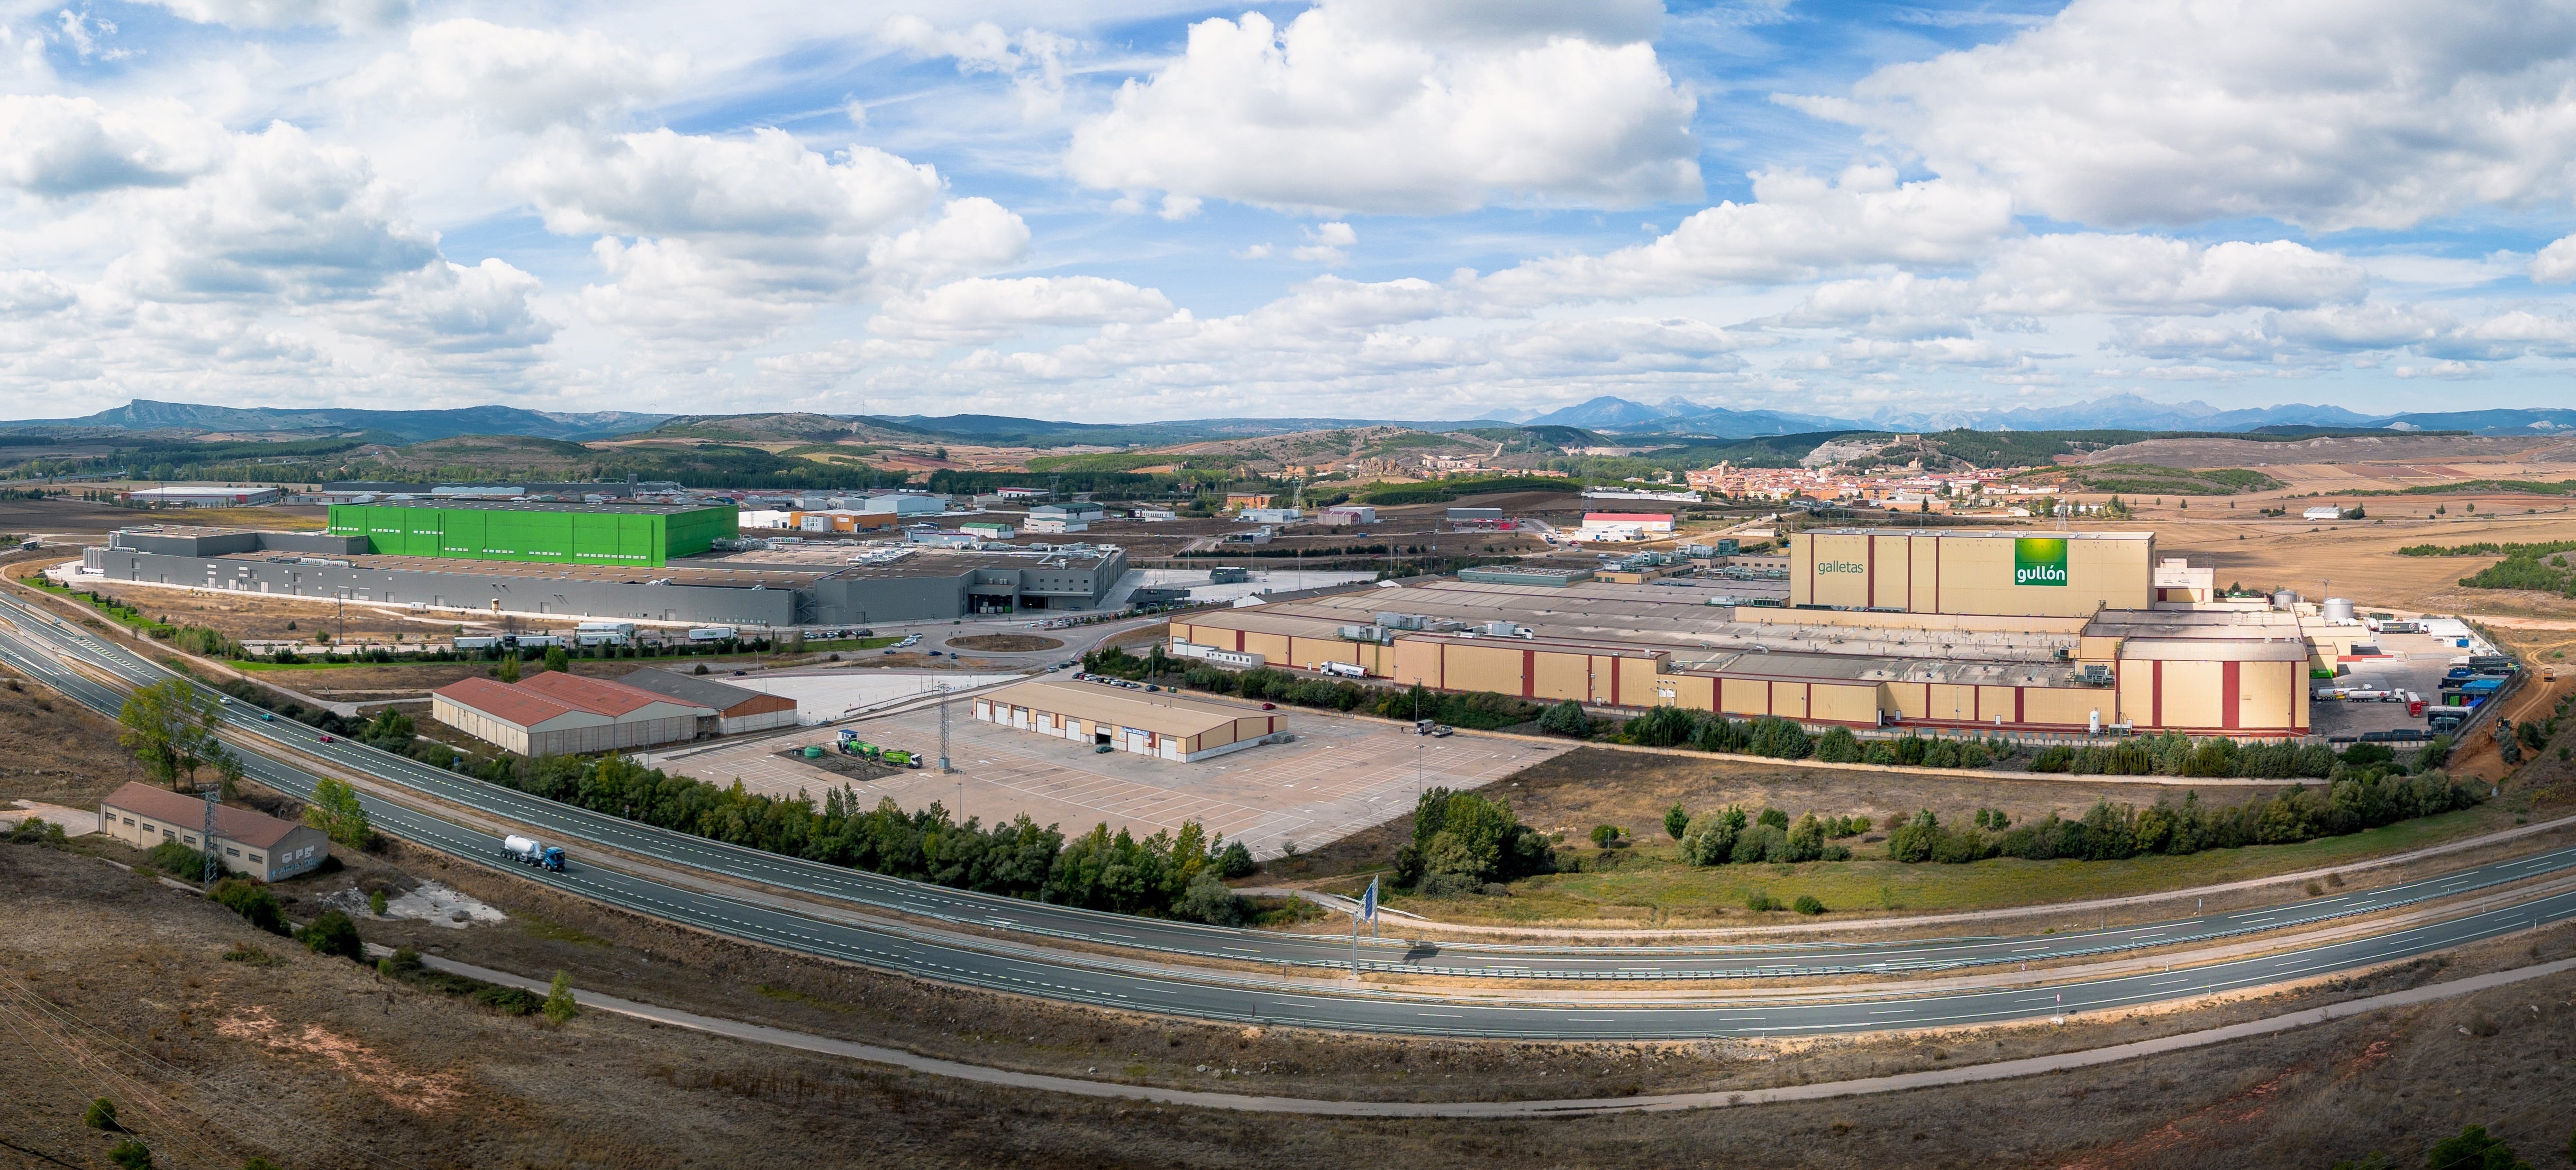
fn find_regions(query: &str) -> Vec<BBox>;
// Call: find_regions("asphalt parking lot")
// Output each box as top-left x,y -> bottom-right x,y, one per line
651,695 -> 1571,859
2309,629 -> 2474,740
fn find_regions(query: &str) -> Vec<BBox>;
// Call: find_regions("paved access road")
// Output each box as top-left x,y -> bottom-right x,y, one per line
5,589 -> 2573,1040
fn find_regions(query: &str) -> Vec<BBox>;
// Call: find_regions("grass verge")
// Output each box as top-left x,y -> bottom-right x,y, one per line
1390,801 -> 2524,924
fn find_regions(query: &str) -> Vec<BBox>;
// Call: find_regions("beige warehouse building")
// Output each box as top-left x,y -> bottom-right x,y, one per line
1168,525 -> 2314,738
1790,529 -> 2155,616
975,680 -> 1283,762
97,782 -> 330,881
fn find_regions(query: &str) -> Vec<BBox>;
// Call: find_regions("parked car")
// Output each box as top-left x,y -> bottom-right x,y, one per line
1260,702 -> 1276,710
1094,743 -> 1115,753
1431,725 -> 1454,737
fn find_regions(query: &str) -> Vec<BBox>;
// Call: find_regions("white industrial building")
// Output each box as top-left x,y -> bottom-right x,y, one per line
124,486 -> 284,507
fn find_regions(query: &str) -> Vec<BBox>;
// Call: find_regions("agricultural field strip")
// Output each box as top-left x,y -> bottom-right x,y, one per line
5,588 -> 2573,985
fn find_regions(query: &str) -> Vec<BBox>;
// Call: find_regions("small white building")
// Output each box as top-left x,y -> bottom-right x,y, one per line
2302,506 -> 2345,521
1321,505 -> 1376,525
960,521 -> 1015,538
1242,507 -> 1303,524
1026,516 -> 1088,534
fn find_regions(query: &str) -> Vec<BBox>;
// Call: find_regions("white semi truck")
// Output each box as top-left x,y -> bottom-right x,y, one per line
501,835 -> 566,872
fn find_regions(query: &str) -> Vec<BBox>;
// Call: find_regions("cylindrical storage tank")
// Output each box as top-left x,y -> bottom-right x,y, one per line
2272,590 -> 2301,610
2323,598 -> 2355,624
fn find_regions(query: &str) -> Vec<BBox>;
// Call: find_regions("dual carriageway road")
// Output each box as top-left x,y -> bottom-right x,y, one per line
3,588 -> 2570,1039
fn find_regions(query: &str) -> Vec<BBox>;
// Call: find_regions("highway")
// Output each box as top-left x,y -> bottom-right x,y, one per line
5,587 -> 2573,1038
7,585 -> 2571,982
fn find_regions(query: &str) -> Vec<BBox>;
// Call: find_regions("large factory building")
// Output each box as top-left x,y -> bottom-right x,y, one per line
327,500 -> 738,567
1169,527 -> 2315,739
81,508 -> 1127,627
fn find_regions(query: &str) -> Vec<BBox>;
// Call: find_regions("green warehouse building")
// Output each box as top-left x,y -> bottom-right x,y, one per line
326,501 -> 739,568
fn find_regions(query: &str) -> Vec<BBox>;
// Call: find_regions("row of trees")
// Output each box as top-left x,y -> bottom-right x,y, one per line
486,754 -> 1258,924
1600,705 -> 1822,758
1886,771 -> 2486,864
1670,806 -> 1869,866
2027,732 -> 2447,779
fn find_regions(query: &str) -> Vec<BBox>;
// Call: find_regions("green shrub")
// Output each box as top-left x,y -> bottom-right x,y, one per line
146,838 -> 210,878
1537,700 -> 1592,738
377,946 -> 423,977
1813,726 -> 1863,762
295,910 -> 363,960
85,1096 -> 118,1129
1396,788 -> 1553,889
368,889 -> 389,916
1589,824 -> 1622,847
1174,872 -> 1246,926
1663,803 -> 1690,839
1792,894 -> 1825,915
109,1139 -> 152,1169
213,879 -> 287,935
542,970 -> 580,1023
1744,891 -> 1778,912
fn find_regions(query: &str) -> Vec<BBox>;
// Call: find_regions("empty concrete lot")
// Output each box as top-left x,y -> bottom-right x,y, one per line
650,697 -> 1571,858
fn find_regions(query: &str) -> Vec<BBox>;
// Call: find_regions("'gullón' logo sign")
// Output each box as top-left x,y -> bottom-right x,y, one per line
2014,537 -> 2068,587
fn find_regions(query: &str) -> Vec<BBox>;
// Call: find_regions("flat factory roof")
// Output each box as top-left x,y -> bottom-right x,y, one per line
985,679 -> 1263,737
211,550 -> 831,587
338,500 -> 728,516
1797,527 -> 2153,541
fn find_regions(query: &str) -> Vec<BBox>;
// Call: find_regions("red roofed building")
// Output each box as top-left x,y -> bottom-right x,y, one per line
432,671 -> 716,756
97,782 -> 330,881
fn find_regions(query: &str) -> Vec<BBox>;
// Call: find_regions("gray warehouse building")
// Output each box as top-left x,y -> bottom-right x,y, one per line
82,527 -> 1127,627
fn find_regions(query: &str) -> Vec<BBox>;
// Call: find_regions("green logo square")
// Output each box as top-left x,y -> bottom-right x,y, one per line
2014,537 -> 2068,587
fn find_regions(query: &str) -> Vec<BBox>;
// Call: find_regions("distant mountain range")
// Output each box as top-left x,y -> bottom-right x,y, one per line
0,399 -> 671,443
1524,394 -> 2576,438
8,395 -> 2572,452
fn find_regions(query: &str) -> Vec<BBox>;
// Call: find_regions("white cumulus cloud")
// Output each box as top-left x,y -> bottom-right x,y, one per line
1796,0 -> 2576,231
871,276 -> 1173,343
346,20 -> 685,133
1066,0 -> 1699,215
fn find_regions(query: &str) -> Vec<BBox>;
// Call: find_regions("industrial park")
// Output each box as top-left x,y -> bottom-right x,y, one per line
6,410 -> 2576,1170
17,0 -> 2576,1163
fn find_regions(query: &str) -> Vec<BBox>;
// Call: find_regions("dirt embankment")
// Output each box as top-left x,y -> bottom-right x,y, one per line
948,633 -> 1065,652
0,668 -> 151,807
6,837 -> 2575,1169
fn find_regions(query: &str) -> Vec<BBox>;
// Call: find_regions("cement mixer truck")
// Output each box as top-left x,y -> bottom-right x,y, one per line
502,835 -> 566,872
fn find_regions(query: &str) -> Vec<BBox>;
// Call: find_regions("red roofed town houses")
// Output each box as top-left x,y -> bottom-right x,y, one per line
96,782 -> 330,881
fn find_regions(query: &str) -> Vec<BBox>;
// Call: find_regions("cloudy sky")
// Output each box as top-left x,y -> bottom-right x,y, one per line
7,0 -> 2576,424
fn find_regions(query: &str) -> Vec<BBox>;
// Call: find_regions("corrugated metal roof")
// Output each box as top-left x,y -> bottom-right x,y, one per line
518,670 -> 713,717
100,782 -> 308,851
984,680 -> 1263,738
432,676 -> 596,729
616,668 -> 795,715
